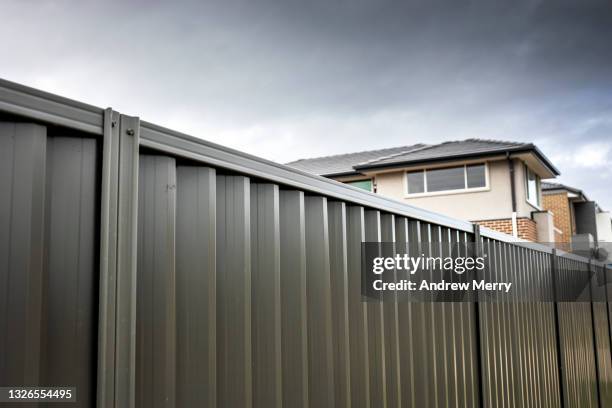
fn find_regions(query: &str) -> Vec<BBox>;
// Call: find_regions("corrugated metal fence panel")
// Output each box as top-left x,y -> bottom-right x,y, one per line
0,122 -> 99,407
479,238 -> 562,408
132,152 -> 488,408
557,257 -> 599,407
279,190 -> 309,408
592,264 -> 612,406
175,164 -> 217,407
133,147 -> 612,408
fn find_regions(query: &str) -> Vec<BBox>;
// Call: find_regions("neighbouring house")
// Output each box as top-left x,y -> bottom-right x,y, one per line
287,139 -> 561,242
542,182 -> 612,254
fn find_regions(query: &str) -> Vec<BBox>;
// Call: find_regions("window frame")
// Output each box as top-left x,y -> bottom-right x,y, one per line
404,162 -> 490,197
524,164 -> 541,208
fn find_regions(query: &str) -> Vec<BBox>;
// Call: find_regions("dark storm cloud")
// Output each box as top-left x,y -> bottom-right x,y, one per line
1,0 -> 611,208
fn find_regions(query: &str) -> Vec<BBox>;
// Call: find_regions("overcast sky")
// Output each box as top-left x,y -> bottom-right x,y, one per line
2,0 -> 611,209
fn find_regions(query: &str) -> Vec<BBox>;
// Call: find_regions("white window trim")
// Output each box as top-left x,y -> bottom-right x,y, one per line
524,165 -> 542,209
404,163 -> 490,198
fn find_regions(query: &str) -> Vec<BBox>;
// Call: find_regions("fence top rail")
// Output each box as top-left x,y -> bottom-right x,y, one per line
0,78 -> 103,135
0,78 -> 606,268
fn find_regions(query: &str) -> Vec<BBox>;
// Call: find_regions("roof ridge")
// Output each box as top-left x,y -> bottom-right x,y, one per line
286,144 -> 421,164
463,138 -> 528,146
357,143 -> 435,166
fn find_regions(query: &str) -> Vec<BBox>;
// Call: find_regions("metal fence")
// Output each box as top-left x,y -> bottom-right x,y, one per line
0,78 -> 611,407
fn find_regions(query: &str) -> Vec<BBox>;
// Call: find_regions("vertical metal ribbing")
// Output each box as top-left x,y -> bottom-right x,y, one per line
364,210 -> 387,408
380,213 -> 401,408
216,175 -> 252,408
0,123 -> 46,387
279,190 -> 309,408
407,220 -> 428,407
395,216 -> 415,408
327,201 -> 351,408
346,206 -> 370,408
250,183 -> 282,408
113,114 -> 140,408
43,135 -> 99,407
175,165 -> 216,407
304,196 -> 335,408
136,155 -> 177,408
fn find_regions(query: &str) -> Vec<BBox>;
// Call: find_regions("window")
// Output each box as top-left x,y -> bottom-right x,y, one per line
346,179 -> 373,192
466,164 -> 486,188
406,171 -> 425,194
406,163 -> 487,195
525,165 -> 540,207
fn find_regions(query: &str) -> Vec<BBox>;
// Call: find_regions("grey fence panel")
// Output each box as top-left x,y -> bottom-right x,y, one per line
304,196 -> 335,407
216,175 -> 252,408
480,240 -> 564,408
327,201 -> 351,408
43,135 -> 100,406
592,264 -> 612,406
250,183 -> 282,408
279,190 -> 309,408
0,123 -> 99,407
0,123 -> 47,388
380,213 -> 401,408
395,216 -> 415,408
346,205 -> 370,408
364,210 -> 387,407
557,257 -> 599,407
136,155 -> 177,408
175,165 -> 217,407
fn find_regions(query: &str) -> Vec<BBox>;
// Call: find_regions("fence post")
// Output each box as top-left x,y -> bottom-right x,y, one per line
551,249 -> 565,408
471,223 -> 485,408
97,110 -> 140,408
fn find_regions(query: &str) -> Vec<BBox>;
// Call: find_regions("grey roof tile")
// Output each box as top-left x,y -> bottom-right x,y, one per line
355,139 -> 530,168
286,139 -> 535,176
285,144 -> 426,176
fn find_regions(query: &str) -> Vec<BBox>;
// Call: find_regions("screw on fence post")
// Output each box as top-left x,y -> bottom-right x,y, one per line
126,128 -> 135,136
551,248 -> 565,407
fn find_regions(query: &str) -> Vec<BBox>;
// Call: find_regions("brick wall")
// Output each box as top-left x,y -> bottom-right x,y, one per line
542,192 -> 572,243
517,218 -> 537,242
475,218 -> 514,236
474,217 -> 538,242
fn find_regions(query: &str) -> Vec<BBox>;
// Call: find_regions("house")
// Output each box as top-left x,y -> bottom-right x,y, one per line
287,139 -> 561,242
542,182 -> 612,253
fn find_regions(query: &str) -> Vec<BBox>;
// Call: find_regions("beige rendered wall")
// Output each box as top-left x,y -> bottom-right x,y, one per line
374,159 -> 516,221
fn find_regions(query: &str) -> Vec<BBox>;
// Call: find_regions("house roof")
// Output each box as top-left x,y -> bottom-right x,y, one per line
285,144 -> 426,177
286,138 -> 560,176
542,182 -> 605,212
543,182 -> 589,200
542,181 -> 582,194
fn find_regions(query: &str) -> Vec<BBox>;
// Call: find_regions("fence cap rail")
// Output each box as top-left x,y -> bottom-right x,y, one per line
0,78 -> 103,134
